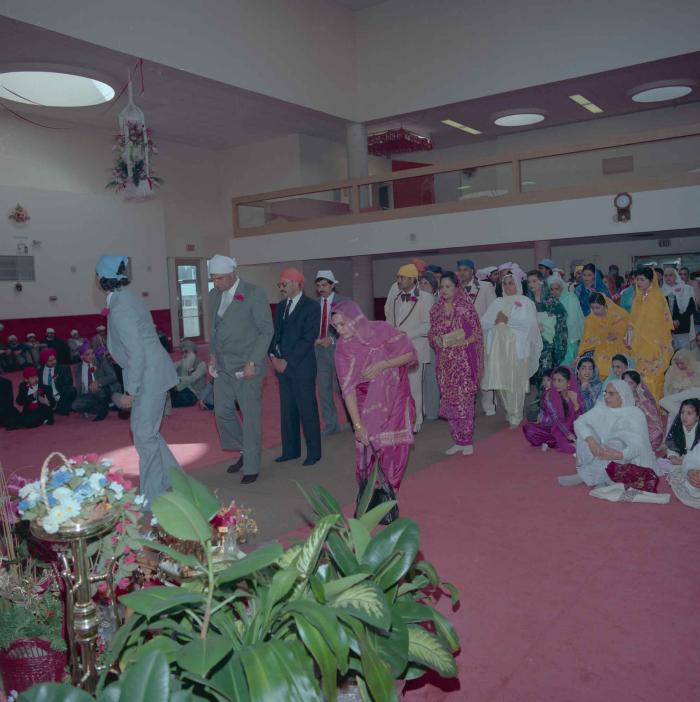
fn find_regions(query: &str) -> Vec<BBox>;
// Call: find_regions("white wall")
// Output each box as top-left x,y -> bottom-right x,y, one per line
355,0 -> 700,120
0,184 -> 169,318
0,0 -> 358,119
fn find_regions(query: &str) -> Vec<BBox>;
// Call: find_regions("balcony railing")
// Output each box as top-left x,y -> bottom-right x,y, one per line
232,124 -> 700,237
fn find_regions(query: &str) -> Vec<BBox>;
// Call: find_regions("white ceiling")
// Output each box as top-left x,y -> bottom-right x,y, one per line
333,0 -> 389,9
0,17 -> 349,149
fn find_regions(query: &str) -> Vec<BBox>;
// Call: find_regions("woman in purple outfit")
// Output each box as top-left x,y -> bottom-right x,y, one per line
523,366 -> 582,453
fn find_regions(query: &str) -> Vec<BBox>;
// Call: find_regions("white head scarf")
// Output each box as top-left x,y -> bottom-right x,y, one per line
662,267 -> 693,314
606,378 -> 636,409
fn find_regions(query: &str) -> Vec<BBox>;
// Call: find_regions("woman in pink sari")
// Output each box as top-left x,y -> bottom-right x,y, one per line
331,300 -> 416,491
428,272 -> 484,456
621,370 -> 664,450
523,366 -> 583,453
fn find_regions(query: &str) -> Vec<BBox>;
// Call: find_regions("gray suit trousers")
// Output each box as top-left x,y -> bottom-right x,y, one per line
214,373 -> 263,476
315,344 -> 340,432
131,390 -> 181,506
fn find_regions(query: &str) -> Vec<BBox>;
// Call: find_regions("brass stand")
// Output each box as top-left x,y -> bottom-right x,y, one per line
31,509 -> 120,694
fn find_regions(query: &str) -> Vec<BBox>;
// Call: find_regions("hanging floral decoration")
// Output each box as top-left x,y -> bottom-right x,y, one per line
367,127 -> 433,157
106,77 -> 162,200
8,204 -> 30,224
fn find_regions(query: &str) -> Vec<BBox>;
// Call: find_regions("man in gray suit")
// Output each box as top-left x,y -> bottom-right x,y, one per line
96,255 -> 181,506
208,254 -> 274,484
314,270 -> 350,436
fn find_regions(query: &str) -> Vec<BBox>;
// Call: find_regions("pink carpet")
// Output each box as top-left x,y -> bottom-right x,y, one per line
398,428 -> 700,701
0,369 -> 343,480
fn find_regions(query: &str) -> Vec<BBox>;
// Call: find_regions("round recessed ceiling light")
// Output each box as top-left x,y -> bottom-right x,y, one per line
0,71 -> 115,107
631,84 -> 693,103
493,112 -> 545,127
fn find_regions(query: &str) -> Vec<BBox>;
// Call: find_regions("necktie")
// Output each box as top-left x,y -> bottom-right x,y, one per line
401,293 -> 411,302
89,365 -> 96,384
320,298 -> 328,338
283,298 -> 292,319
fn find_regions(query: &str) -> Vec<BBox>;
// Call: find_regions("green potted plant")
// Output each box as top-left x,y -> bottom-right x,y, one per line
21,468 -> 460,701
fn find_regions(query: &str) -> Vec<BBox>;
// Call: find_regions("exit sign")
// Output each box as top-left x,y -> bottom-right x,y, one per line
658,239 -> 671,247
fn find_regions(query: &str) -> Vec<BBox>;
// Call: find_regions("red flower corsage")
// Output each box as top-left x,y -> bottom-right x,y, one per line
409,295 -> 418,302
234,293 -> 245,302
513,301 -> 522,307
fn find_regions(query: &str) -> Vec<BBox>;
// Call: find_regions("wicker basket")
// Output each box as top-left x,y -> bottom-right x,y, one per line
0,638 -> 67,692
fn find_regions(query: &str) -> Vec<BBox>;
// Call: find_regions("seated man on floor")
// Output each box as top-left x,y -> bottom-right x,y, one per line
72,342 -> 118,421
170,340 -> 207,407
67,329 -> 86,363
5,335 -> 30,371
40,347 -> 76,416
16,366 -> 55,428
44,327 -> 71,365
25,332 -> 44,365
91,324 -> 108,351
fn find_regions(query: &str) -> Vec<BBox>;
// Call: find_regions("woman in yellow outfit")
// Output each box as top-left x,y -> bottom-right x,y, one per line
628,267 -> 673,401
577,292 -> 630,380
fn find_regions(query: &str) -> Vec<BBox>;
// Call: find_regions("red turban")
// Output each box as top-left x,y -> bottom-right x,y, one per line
279,267 -> 304,284
23,366 -> 38,379
412,258 -> 427,273
39,348 -> 57,365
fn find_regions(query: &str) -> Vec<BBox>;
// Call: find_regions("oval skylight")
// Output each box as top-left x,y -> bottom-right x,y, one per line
494,112 -> 545,127
0,71 -> 115,107
631,85 -> 693,103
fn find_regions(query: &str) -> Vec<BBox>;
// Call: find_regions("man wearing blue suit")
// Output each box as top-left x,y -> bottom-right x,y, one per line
269,267 -> 322,466
96,255 -> 181,506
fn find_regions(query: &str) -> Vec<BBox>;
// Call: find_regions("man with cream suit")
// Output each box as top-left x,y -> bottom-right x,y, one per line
96,254 -> 181,506
384,263 -> 433,433
208,254 -> 274,484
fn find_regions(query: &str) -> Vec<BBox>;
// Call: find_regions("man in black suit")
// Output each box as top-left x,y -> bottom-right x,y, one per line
269,267 -> 322,466
39,347 -> 76,416
17,367 -> 55,428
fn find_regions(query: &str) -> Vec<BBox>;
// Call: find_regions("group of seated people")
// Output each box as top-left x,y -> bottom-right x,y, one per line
0,323 -> 184,430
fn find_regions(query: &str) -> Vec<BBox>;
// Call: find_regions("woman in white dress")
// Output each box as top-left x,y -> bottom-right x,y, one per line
558,379 -> 656,487
481,273 -> 542,427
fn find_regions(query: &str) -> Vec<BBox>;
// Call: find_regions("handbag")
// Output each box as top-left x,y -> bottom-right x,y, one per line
605,461 -> 659,493
355,446 -> 399,525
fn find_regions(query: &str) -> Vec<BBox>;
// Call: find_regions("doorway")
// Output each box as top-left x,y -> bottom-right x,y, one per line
174,259 -> 205,341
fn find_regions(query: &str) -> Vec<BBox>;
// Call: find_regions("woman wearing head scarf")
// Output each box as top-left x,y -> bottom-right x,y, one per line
628,267 -> 674,402
523,365 -> 583,453
558,379 -> 656,487
428,272 -> 484,456
619,272 -> 637,312
576,356 -> 602,412
663,399 -> 700,508
602,352 -> 635,386
577,292 -> 631,380
548,273 -> 584,366
331,300 -> 417,491
481,273 -> 542,427
526,270 -> 568,391
419,271 -> 440,422
662,267 -> 696,350
575,263 -> 609,316
622,370 -> 664,450
659,348 -> 700,421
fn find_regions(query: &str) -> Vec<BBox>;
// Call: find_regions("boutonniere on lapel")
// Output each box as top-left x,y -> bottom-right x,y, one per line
234,293 -> 245,302
409,295 -> 418,302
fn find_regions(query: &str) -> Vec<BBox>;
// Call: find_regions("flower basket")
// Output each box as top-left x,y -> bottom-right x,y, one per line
0,637 -> 67,692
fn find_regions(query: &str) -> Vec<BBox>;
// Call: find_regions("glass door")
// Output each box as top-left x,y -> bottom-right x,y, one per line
175,259 -> 204,341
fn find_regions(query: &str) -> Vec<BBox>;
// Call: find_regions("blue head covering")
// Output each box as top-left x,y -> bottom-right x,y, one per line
575,265 -> 609,316
457,258 -> 475,269
96,255 -> 129,280
426,264 -> 443,274
538,258 -> 556,271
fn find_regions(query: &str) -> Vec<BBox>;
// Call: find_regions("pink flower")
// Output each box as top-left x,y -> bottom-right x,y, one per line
85,453 -> 100,464
7,474 -> 29,496
234,293 -> 245,302
70,454 -> 86,464
124,552 -> 137,565
513,301 -> 522,307
410,295 -> 418,302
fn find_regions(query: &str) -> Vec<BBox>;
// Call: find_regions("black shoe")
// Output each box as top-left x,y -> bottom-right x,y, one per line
227,456 -> 244,474
302,457 -> 320,467
274,455 -> 300,463
93,412 -> 107,422
240,474 -> 258,484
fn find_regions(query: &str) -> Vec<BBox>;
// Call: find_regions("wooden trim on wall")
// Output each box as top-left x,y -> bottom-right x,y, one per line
233,172 -> 700,238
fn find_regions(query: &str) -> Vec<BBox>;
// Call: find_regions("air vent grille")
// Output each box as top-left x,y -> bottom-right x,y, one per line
0,255 -> 35,281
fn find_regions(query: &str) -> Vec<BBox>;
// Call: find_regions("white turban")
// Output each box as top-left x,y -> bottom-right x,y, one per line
208,255 -> 238,274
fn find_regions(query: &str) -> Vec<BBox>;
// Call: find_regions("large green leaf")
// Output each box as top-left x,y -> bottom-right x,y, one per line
211,653 -> 250,702
239,640 -> 323,702
371,608 -> 409,678
296,514 -> 338,580
216,542 -> 284,585
357,631 -> 398,702
268,567 -> 298,607
357,500 -> 398,533
354,463 -> 378,518
406,624 -> 458,678
325,531 -> 359,575
120,586 -> 205,616
18,685 -> 93,702
169,468 -> 220,521
284,600 -> 348,673
134,538 -> 201,569
362,519 -> 420,590
176,634 -> 232,676
151,492 -> 212,544
395,599 -> 460,653
322,572 -> 370,600
330,580 -> 391,630
293,614 -> 337,702
348,518 -> 371,560
119,650 -> 171,701
277,543 -> 302,569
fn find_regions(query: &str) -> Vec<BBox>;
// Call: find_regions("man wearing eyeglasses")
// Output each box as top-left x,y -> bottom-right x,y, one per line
269,267 -> 322,466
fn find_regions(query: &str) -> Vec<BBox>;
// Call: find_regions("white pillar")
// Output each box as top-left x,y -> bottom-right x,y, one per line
346,123 -> 368,178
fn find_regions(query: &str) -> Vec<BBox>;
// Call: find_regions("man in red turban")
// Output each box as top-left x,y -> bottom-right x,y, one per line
269,267 -> 322,466
16,366 -> 56,428
39,347 -> 76,416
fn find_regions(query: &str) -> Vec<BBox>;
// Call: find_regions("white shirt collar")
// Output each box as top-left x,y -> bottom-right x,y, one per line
321,292 -> 335,305
106,291 -> 114,306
